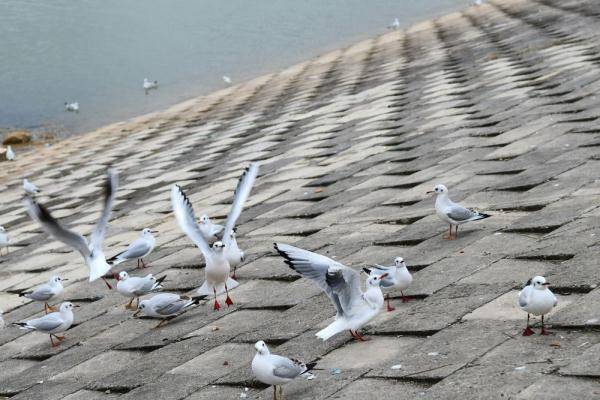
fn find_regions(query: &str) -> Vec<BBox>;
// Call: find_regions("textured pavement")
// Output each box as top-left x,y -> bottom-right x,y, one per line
2,0 -> 600,398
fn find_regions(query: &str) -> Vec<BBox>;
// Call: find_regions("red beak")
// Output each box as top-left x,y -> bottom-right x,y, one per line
380,273 -> 389,279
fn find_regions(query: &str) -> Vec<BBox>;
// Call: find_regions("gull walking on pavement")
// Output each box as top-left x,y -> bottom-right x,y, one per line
363,256 -> 412,312
519,276 -> 557,336
134,293 -> 206,328
116,271 -> 166,310
428,184 -> 490,239
108,228 -> 157,268
274,243 -> 388,341
23,178 -> 41,196
171,163 -> 258,311
19,275 -> 66,313
0,226 -> 10,256
24,169 -> 118,288
252,340 -> 316,400
13,302 -> 79,347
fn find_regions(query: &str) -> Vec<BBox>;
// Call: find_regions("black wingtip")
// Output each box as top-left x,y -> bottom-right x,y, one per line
362,267 -> 372,275
273,243 -> 299,272
12,322 -> 27,327
305,362 -> 317,372
191,295 -> 208,304
155,275 -> 167,285
18,292 -> 30,297
478,212 -> 491,219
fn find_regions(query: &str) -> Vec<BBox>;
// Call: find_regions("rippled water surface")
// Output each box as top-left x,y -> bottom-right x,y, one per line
0,0 -> 471,136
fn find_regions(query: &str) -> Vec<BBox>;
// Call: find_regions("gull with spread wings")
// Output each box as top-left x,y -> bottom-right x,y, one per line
24,168 -> 118,288
171,163 -> 258,311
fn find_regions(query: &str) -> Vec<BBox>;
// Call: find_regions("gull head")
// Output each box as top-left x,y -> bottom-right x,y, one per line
531,276 -> 550,290
254,340 -> 270,355
118,271 -> 129,281
212,241 -> 226,251
427,184 -> 448,195
0,226 -> 5,232
142,228 -> 158,237
50,275 -> 65,284
367,273 -> 388,287
60,302 -> 79,312
200,215 -> 210,224
394,257 -> 405,268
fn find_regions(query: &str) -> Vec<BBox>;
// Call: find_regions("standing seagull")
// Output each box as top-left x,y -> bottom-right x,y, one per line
64,102 -> 79,113
274,243 -> 388,341
0,226 -> 10,256
23,178 -> 41,196
198,214 -> 224,244
116,271 -> 166,310
0,309 -> 4,329
252,340 -> 316,400
171,163 -> 258,311
13,302 -> 79,347
107,228 -> 157,268
225,230 -> 244,279
24,169 -> 118,288
363,256 -> 412,312
222,75 -> 232,85
519,276 -> 557,336
19,275 -> 66,313
428,184 -> 490,239
134,293 -> 206,328
6,145 -> 15,161
143,78 -> 158,94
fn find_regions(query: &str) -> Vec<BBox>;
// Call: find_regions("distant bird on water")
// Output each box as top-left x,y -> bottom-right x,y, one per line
64,102 -> 79,113
143,78 -> 158,94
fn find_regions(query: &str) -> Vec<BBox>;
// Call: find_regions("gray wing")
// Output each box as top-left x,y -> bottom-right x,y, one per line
27,284 -> 55,301
222,163 -> 258,247
90,168 -> 118,253
369,264 -> 395,287
153,293 -> 186,315
274,243 -> 345,316
326,265 -> 363,316
119,238 -> 151,259
518,286 -> 531,308
446,204 -> 475,222
271,355 -> 305,379
24,197 -> 90,258
171,185 -> 212,259
27,313 -> 64,332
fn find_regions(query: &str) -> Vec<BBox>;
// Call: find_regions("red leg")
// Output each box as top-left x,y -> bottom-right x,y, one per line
354,331 -> 370,342
540,315 -> 551,335
401,291 -> 410,303
349,330 -> 359,340
225,283 -> 233,307
443,224 -> 452,239
386,294 -> 395,312
141,258 -> 147,268
213,287 -> 221,311
137,259 -> 140,269
231,267 -> 237,280
50,335 -> 59,347
522,313 -> 535,336
102,277 -> 112,290
454,225 -> 459,239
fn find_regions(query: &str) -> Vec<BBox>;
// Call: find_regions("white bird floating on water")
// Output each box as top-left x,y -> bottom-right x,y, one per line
6,145 -> 15,161
143,78 -> 158,94
19,275 -> 66,313
252,340 -> 316,400
428,184 -> 491,239
0,226 -> 10,256
64,102 -> 79,113
171,163 -> 258,311
519,276 -> 557,336
108,228 -> 157,268
223,75 -> 232,85
13,302 -> 79,347
363,256 -> 412,312
23,178 -> 41,196
116,271 -> 166,310
24,168 -> 118,288
274,243 -> 388,341
133,293 -> 206,328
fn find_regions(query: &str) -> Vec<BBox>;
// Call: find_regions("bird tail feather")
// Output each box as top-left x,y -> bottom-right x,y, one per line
316,319 -> 347,341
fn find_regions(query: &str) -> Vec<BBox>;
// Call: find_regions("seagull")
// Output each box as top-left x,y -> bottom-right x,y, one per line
519,276 -> 557,336
274,243 -> 388,341
198,214 -> 224,244
107,228 -> 157,268
225,230 -> 245,279
389,17 -> 400,30
252,340 -> 316,400
363,256 -> 412,312
6,145 -> 15,161
0,309 -> 4,329
19,275 -> 66,313
171,163 -> 258,311
24,168 -> 118,288
223,75 -> 232,85
133,293 -> 206,328
116,271 -> 166,310
13,302 -> 79,347
427,184 -> 491,239
64,102 -> 79,113
23,178 -> 41,196
0,226 -> 10,256
143,78 -> 158,94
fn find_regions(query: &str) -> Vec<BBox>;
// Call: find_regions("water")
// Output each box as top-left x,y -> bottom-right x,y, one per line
0,0 -> 471,137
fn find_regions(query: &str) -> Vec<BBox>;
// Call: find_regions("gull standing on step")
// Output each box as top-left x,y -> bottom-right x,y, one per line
13,302 -> 79,347
198,214 -> 224,244
389,17 -> 400,29
171,163 -> 258,311
363,256 -> 412,312
428,184 -> 490,239
134,293 -> 206,328
107,228 -> 157,268
519,276 -> 557,336
19,275 -> 66,313
24,169 -> 118,288
252,340 -> 316,400
6,145 -> 15,161
64,102 -> 79,113
23,178 -> 41,196
225,230 -> 245,280
0,309 -> 4,329
274,243 -> 388,341
0,226 -> 10,256
143,78 -> 158,94
116,271 -> 166,310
